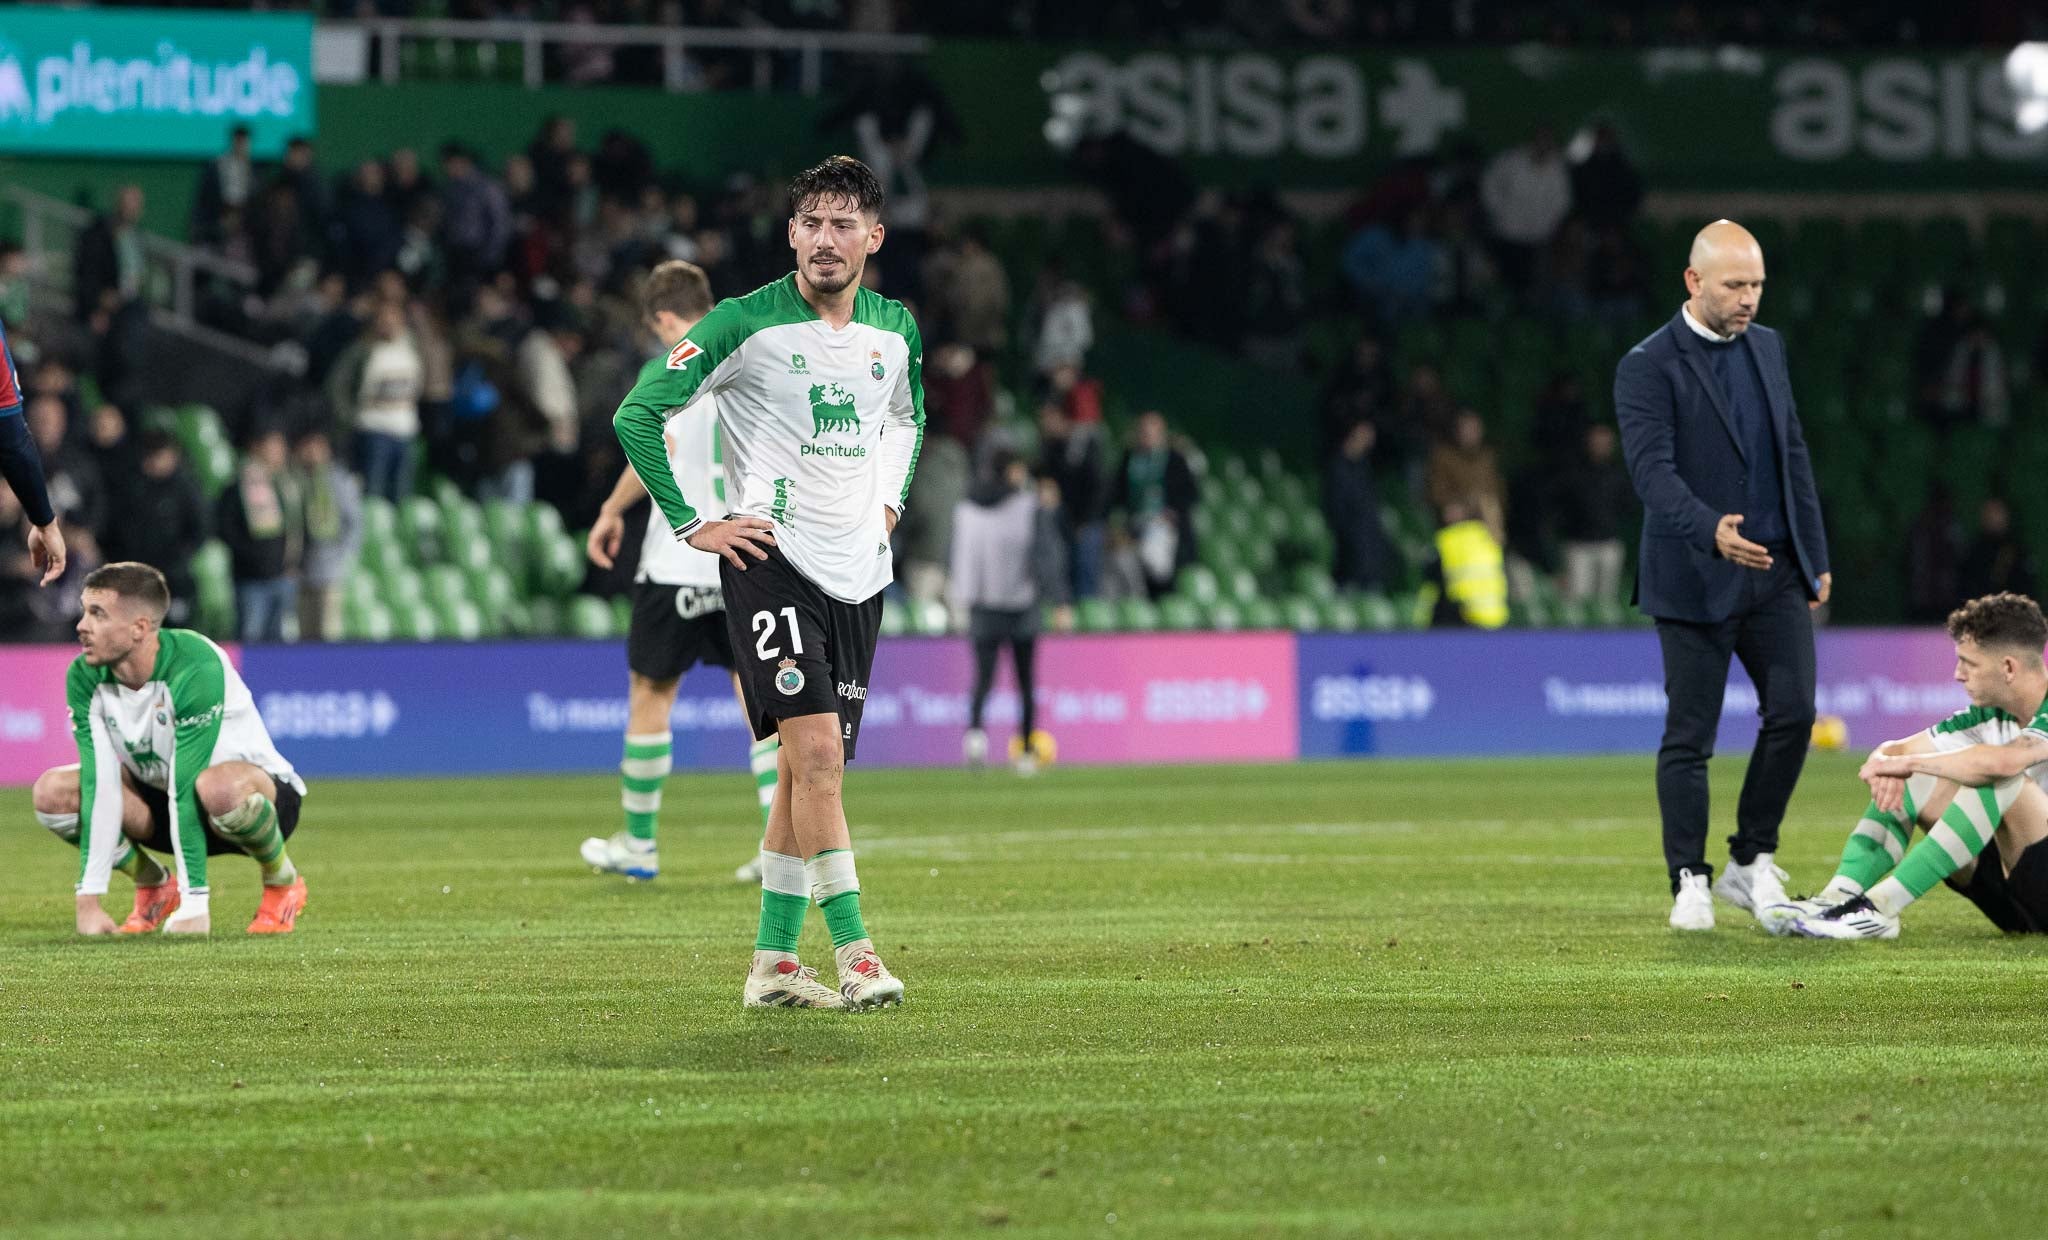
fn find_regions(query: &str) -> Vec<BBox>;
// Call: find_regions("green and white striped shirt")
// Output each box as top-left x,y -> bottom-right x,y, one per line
68,630 -> 302,897
612,273 -> 925,604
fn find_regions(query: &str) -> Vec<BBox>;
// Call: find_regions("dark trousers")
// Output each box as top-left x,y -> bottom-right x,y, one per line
1652,556 -> 1817,890
969,607 -> 1038,736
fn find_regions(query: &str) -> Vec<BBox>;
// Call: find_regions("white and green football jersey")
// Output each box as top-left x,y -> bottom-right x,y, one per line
68,629 -> 303,897
613,273 -> 925,604
1924,700 -> 2048,788
628,350 -> 725,590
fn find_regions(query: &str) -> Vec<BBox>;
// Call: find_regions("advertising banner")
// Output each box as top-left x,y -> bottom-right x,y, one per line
924,42 -> 2048,191
234,632 -> 1298,780
0,7 -> 314,158
1296,629 -> 1967,759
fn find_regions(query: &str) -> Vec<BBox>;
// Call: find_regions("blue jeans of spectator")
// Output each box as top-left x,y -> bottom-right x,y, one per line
478,460 -> 534,506
355,431 -> 416,503
237,577 -> 298,644
1071,521 -> 1106,599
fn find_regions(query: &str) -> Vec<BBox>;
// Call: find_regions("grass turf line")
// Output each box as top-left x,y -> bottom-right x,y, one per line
1,753 -> 2044,1239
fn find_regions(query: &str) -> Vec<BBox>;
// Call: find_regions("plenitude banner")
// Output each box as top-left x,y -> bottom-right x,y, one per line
0,6 -> 314,157
923,42 -> 2048,190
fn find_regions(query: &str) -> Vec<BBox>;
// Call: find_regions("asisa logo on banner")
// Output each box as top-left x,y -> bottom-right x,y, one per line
0,9 -> 313,158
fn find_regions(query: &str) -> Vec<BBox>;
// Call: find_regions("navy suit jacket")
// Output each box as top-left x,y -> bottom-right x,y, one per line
1614,310 -> 1829,624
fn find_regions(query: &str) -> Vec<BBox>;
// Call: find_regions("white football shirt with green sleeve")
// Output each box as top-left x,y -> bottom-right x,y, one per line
613,273 -> 926,605
68,629 -> 304,898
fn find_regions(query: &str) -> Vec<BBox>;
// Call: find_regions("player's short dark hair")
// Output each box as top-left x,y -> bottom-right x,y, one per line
84,562 -> 171,621
1947,593 -> 2047,657
641,260 -> 714,322
788,156 -> 884,220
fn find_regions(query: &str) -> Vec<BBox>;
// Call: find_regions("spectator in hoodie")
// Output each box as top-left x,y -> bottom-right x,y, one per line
950,452 -> 1069,776
216,425 -> 303,643
102,429 -> 209,628
293,427 -> 362,642
327,299 -> 426,503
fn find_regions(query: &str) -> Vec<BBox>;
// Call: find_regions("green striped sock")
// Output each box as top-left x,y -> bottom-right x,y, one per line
1889,784 -> 2005,903
40,811 -> 166,885
807,849 -> 868,948
749,737 -> 779,830
622,732 -> 672,842
212,794 -> 296,886
1833,798 -> 1910,891
755,851 -> 808,954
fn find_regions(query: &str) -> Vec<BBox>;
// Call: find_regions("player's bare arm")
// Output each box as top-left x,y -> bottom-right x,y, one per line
1860,732 -> 1938,815
586,467 -> 652,570
1867,733 -> 2048,790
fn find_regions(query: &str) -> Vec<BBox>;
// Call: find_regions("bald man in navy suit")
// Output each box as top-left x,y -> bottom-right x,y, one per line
1615,220 -> 1832,932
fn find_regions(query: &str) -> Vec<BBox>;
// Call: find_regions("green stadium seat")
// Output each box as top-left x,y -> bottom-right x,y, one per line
1177,565 -> 1220,604
1223,568 -> 1261,605
1115,597 -> 1160,631
484,500 -> 526,561
1075,598 -> 1117,633
1199,535 -> 1243,577
389,603 -> 440,642
424,565 -> 469,615
379,567 -> 425,611
1357,592 -> 1399,632
1201,599 -> 1242,631
525,597 -> 564,637
468,568 -> 520,631
1291,565 -> 1336,601
343,572 -> 380,614
435,598 -> 486,641
1317,595 -> 1361,632
1239,597 -> 1283,630
343,597 -> 395,642
611,595 -> 634,638
400,497 -> 444,566
565,596 -> 612,639
1281,596 -> 1323,632
879,603 -> 910,637
526,502 -> 568,547
1158,596 -> 1202,631
362,497 -> 399,545
533,534 -> 585,597
498,599 -> 533,638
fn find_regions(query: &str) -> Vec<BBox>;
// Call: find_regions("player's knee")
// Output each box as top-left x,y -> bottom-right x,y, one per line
31,766 -> 79,816
195,766 -> 258,817
785,734 -> 844,784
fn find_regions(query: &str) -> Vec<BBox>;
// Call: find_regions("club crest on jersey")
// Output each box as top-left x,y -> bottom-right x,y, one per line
869,349 -> 885,381
790,353 -> 809,374
774,658 -> 805,696
666,338 -> 702,370
808,382 -> 860,436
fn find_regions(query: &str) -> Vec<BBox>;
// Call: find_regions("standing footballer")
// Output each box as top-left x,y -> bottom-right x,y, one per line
613,157 -> 921,1011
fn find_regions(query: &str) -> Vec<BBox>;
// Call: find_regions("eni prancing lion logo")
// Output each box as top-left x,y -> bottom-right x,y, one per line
808,382 -> 859,436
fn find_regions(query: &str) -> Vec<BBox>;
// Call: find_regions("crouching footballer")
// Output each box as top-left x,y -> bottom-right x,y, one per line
31,562 -> 309,935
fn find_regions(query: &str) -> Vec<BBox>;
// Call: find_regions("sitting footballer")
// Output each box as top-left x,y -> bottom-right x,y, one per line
29,562 -> 308,935
1769,592 -> 2048,939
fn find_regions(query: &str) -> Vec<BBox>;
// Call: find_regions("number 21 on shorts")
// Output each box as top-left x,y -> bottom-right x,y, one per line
751,607 -> 805,661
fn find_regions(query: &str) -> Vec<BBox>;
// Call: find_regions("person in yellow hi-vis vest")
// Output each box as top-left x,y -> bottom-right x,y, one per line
1433,503 -> 1508,628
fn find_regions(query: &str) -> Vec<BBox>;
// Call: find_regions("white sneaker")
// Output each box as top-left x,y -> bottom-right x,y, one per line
580,831 -> 658,881
963,728 -> 988,769
834,938 -> 905,1010
1790,894 -> 1900,940
1714,852 -> 1790,917
742,952 -> 845,1008
734,854 -> 763,884
1669,869 -> 1714,930
1759,882 -> 1858,937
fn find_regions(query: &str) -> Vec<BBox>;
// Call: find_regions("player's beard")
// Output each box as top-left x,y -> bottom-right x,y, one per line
803,253 -> 860,295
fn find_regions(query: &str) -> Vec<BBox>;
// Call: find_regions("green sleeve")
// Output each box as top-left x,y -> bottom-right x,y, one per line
897,318 -> 926,507
164,638 -> 228,894
1931,705 -> 2001,737
612,302 -> 751,537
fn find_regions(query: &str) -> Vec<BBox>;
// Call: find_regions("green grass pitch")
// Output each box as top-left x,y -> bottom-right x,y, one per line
3,753 -> 2046,1238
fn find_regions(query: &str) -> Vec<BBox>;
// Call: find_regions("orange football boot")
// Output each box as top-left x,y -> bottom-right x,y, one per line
117,881 -> 181,934
247,877 -> 308,934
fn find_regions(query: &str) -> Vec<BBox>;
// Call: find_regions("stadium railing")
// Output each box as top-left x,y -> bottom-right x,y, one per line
319,19 -> 931,92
